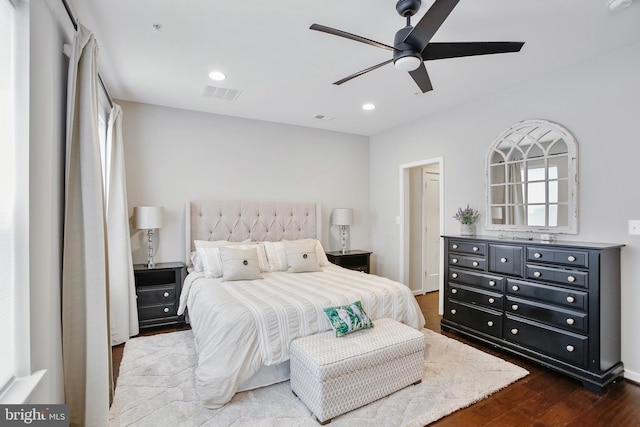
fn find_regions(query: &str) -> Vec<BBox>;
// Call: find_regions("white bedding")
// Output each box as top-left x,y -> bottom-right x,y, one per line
178,264 -> 425,409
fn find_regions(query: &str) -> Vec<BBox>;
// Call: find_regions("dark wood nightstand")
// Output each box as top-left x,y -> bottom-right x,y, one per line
326,250 -> 372,273
133,262 -> 185,330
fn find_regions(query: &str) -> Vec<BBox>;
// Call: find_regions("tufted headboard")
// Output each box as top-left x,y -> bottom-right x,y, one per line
185,200 -> 321,262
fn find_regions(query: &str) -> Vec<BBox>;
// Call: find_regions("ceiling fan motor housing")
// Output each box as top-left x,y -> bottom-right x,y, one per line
393,25 -> 421,70
396,0 -> 422,17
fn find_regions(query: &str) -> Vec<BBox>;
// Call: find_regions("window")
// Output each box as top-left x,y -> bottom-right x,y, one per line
0,0 -> 17,391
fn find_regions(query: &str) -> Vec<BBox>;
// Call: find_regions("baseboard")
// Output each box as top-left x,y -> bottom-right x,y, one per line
624,368 -> 640,384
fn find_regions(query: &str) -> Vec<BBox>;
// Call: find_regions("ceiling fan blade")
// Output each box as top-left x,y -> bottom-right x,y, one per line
422,41 -> 524,60
409,63 -> 433,93
404,0 -> 460,52
310,24 -> 394,51
333,59 -> 394,85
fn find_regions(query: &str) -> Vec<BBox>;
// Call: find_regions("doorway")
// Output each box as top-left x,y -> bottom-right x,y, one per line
399,157 -> 444,314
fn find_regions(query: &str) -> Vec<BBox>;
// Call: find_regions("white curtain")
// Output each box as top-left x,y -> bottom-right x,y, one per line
107,103 -> 139,345
62,24 -> 111,427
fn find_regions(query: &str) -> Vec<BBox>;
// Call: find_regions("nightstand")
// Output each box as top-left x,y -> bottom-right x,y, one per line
133,262 -> 185,330
325,250 -> 372,273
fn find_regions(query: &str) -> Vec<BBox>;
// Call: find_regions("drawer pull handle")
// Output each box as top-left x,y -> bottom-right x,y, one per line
450,309 -> 457,315
163,307 -> 170,313
489,280 -> 496,286
452,244 -> 458,249
500,257 -> 508,263
512,285 -> 519,291
473,246 -> 479,252
533,271 -> 541,278
566,345 -> 575,353
511,328 -> 518,335
566,318 -> 575,325
566,296 -> 576,303
488,298 -> 495,304
451,288 -> 458,294
534,252 -> 542,259
452,258 -> 458,264
567,275 -> 576,283
568,255 -> 576,262
487,321 -> 494,327
163,292 -> 170,298
511,304 -> 519,311
472,261 -> 479,267
452,273 -> 458,279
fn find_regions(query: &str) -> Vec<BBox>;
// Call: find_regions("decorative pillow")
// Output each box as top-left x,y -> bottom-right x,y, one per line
323,301 -> 373,337
263,239 -> 330,271
283,240 -> 322,273
219,246 -> 263,281
195,240 -> 269,278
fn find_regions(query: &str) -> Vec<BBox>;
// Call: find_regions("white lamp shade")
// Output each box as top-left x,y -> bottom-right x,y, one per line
332,208 -> 353,226
134,206 -> 164,229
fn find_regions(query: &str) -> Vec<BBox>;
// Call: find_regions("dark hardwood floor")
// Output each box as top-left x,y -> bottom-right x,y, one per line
113,292 -> 640,426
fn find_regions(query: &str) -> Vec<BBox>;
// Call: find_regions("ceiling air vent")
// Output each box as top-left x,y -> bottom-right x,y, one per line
201,85 -> 242,102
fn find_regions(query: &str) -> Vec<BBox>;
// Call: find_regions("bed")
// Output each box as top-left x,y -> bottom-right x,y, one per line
178,200 -> 426,408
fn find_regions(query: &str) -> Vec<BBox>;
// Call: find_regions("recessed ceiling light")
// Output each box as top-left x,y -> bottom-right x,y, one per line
362,103 -> 376,111
209,71 -> 227,81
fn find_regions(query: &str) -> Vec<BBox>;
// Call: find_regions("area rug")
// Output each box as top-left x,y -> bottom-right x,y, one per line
109,329 -> 528,427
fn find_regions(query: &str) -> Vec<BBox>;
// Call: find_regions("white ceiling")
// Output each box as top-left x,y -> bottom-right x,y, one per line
73,0 -> 640,136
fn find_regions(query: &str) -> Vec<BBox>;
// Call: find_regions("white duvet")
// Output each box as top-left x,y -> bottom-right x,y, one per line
178,264 -> 426,408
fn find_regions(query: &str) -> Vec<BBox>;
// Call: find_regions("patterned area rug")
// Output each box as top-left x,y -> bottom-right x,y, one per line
109,329 -> 528,426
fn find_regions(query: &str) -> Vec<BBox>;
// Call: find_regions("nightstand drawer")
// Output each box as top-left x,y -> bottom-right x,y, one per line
326,250 -> 372,274
135,269 -> 177,287
138,303 -> 177,321
137,285 -> 176,306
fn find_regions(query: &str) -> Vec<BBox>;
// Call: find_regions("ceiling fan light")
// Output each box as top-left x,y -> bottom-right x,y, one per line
394,55 -> 421,72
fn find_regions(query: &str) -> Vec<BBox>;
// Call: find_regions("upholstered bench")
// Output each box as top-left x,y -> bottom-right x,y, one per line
289,318 -> 425,424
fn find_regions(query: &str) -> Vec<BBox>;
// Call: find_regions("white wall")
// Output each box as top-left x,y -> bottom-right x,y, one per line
27,0 -> 69,403
120,102 -> 370,266
369,41 -> 640,381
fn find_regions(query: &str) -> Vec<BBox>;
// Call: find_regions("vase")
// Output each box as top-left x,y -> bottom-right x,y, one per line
460,223 -> 475,236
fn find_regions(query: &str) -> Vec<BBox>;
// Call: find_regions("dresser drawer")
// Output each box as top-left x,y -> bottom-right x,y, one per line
526,265 -> 588,288
505,296 -> 587,333
137,285 -> 176,306
449,268 -> 505,292
489,244 -> 523,277
449,254 -> 486,271
506,279 -> 587,311
138,302 -> 178,321
448,284 -> 503,310
447,301 -> 503,338
504,315 -> 588,368
527,247 -> 588,268
449,240 -> 487,256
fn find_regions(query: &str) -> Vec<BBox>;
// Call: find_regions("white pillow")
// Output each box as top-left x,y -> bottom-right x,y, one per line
264,239 -> 330,272
197,242 -> 269,278
283,239 -> 322,273
219,246 -> 263,281
192,239 -> 253,274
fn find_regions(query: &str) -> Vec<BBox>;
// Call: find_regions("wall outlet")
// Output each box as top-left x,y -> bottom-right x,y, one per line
628,220 -> 640,235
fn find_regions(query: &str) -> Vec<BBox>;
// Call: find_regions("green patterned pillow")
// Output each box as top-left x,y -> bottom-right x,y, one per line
323,301 -> 373,337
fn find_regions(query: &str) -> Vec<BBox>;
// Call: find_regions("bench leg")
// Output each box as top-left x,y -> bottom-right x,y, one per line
318,417 -> 331,425
413,379 -> 422,385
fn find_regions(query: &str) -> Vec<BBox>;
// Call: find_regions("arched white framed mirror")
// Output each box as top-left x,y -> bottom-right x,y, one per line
486,119 -> 578,234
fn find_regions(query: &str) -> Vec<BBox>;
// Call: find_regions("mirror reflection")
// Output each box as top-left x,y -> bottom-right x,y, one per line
486,120 -> 578,234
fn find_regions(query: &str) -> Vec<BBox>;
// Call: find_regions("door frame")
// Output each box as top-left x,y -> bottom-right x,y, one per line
399,157 -> 444,315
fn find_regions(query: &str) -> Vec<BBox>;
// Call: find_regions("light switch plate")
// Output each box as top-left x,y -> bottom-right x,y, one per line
628,220 -> 640,235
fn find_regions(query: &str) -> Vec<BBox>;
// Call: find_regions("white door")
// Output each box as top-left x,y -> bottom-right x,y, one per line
422,169 -> 440,293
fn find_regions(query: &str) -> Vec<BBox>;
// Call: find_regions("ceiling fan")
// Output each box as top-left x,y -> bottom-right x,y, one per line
310,0 -> 525,93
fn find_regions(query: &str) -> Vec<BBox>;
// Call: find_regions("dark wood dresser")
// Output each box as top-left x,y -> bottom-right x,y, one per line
134,262 -> 185,330
441,235 -> 623,393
